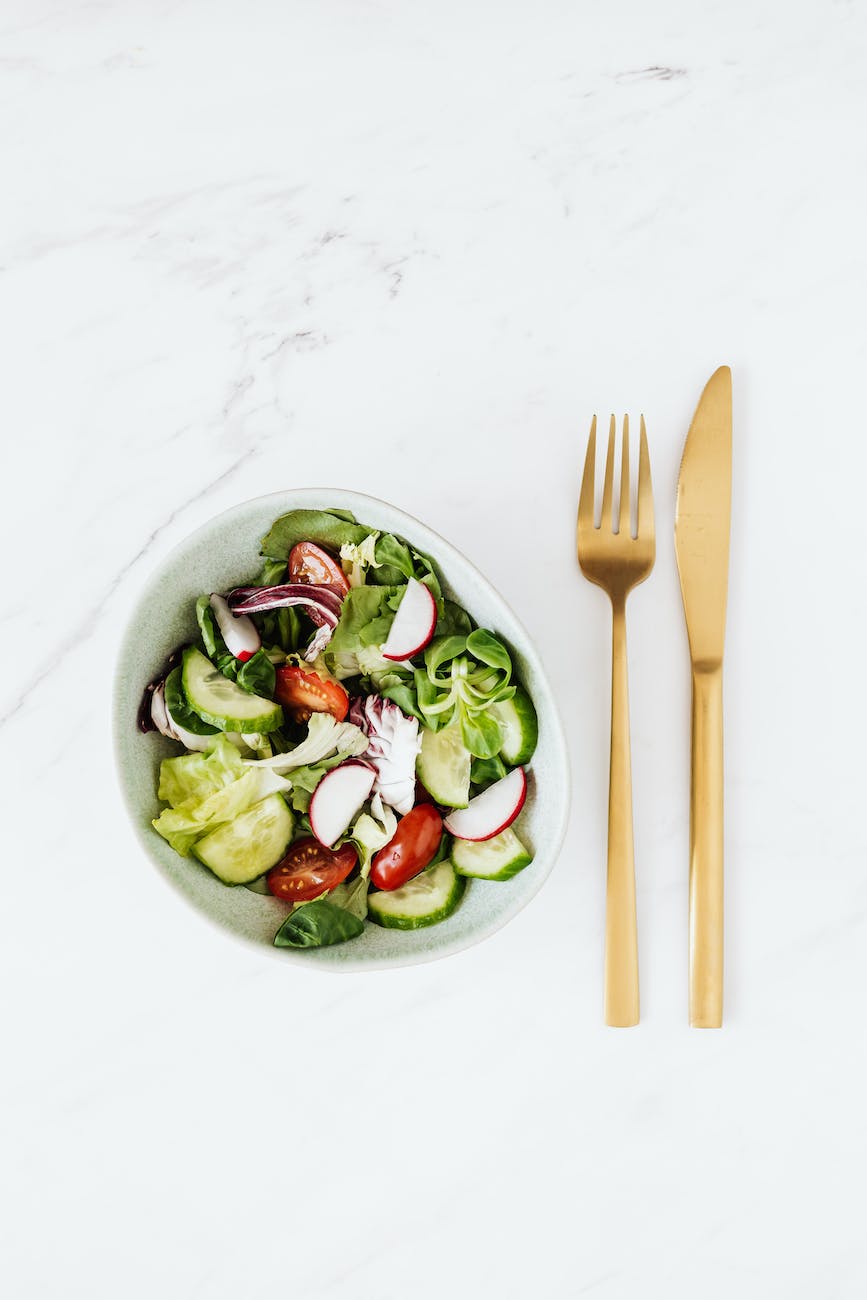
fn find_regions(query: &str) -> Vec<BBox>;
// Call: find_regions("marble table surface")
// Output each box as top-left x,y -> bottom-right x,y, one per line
3,2 -> 866,1297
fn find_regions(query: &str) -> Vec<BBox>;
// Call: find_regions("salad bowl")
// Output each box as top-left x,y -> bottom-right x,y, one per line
113,489 -> 570,970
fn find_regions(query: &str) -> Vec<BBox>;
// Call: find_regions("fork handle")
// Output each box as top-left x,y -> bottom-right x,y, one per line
689,668 -> 724,1028
604,597 -> 639,1027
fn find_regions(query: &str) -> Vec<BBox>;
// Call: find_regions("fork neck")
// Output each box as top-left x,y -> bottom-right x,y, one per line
610,590 -> 629,618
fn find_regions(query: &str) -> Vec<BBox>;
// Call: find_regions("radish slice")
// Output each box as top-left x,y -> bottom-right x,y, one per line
309,760 -> 376,848
150,682 -> 212,751
150,681 -> 172,735
210,593 -> 261,662
381,578 -> 438,662
444,768 -> 527,842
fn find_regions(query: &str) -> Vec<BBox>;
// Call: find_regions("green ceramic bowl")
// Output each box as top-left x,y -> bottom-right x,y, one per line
114,489 -> 570,970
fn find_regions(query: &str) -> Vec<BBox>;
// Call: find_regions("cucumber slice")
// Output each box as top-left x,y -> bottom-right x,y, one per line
416,722 -> 471,808
192,793 -> 294,884
491,687 -> 538,765
452,826 -> 533,880
367,859 -> 465,930
182,646 -> 283,734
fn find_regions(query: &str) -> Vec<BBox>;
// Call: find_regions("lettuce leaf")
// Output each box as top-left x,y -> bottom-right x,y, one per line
284,753 -> 350,813
323,586 -> 402,678
260,510 -> 368,560
157,735 -> 246,809
153,769 -> 291,856
153,736 -> 293,855
339,532 -> 381,587
346,794 -> 397,876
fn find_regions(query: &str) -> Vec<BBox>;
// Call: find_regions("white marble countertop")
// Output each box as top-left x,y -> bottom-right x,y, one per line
3,2 -> 866,1296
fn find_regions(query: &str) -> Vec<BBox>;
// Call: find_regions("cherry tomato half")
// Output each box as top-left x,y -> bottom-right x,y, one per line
289,541 -> 350,597
370,804 -> 443,891
267,838 -> 358,903
275,666 -> 349,722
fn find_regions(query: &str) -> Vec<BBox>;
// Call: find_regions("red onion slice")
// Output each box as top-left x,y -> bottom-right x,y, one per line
227,583 -> 344,628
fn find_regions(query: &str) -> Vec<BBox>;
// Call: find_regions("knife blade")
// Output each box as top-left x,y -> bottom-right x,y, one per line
675,365 -> 732,1028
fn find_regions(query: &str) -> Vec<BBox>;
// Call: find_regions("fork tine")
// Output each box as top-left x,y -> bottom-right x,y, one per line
601,414 -> 616,530
638,414 -> 653,534
619,414 -> 630,537
578,415 -> 597,530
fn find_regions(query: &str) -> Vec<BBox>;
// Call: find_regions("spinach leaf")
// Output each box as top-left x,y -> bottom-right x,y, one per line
257,557 -> 287,586
255,605 -> 301,654
236,648 -> 276,698
428,831 -> 452,869
197,596 -> 277,695
260,510 -> 367,560
195,595 -> 239,679
164,667 -> 218,736
438,600 -> 474,638
470,754 -> 508,787
274,900 -> 364,948
327,875 -> 370,921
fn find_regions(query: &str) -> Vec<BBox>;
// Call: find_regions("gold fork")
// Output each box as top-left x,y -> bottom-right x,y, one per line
577,415 -> 655,1027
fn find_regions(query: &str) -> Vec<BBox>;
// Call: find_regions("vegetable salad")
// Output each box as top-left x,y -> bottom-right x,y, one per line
140,508 -> 538,949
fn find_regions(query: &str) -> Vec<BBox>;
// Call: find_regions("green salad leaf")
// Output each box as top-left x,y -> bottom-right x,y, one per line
158,735 -> 245,808
261,607 -> 302,654
274,900 -> 365,948
413,630 -> 517,758
260,510 -> 368,560
470,754 -> 508,788
164,667 -> 218,736
247,712 -> 368,774
339,532 -> 381,586
284,752 -> 352,813
371,534 -> 442,601
324,585 -> 401,678
346,796 -> 397,876
257,557 -> 288,586
327,875 -> 370,921
153,770 -> 291,856
438,600 -> 474,638
195,596 -> 277,695
153,736 -> 293,855
378,677 -> 423,721
235,648 -> 276,698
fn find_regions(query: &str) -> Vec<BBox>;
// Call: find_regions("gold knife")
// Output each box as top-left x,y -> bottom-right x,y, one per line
674,366 -> 732,1028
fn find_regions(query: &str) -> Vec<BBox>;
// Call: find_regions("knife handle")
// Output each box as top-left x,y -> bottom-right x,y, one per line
604,597 -> 639,1027
689,668 -> 724,1027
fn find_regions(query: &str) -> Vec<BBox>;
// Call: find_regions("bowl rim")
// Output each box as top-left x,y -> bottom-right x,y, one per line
113,487 -> 571,972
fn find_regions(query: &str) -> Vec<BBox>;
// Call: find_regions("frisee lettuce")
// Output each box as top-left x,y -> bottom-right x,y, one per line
245,712 -> 368,774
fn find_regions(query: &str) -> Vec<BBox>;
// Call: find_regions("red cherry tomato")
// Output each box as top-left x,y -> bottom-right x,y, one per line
370,804 -> 443,891
275,666 -> 349,722
289,541 -> 350,596
267,838 -> 358,903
